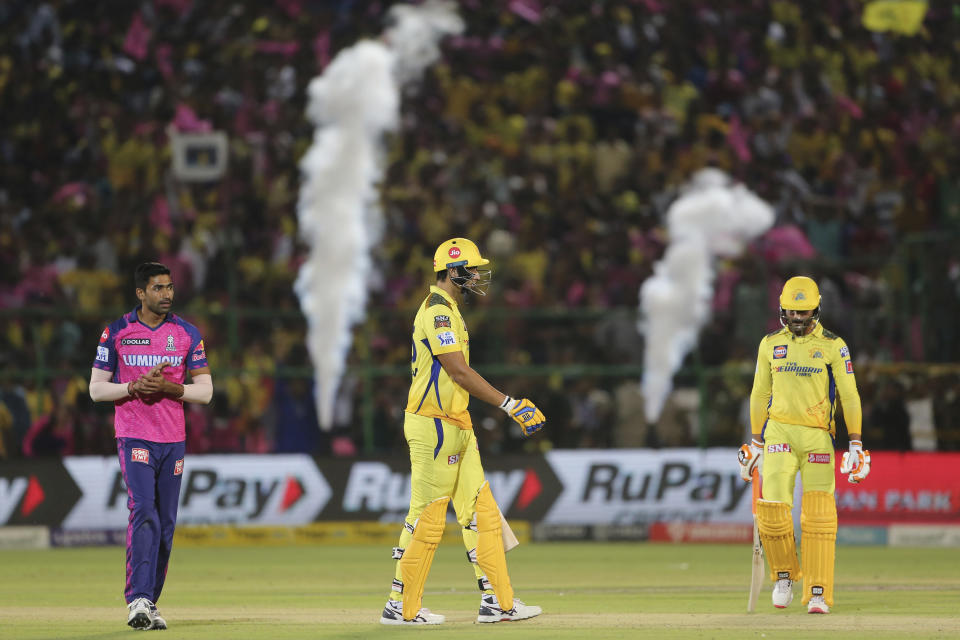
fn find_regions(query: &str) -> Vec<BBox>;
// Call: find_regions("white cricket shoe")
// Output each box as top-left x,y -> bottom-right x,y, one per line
772,579 -> 793,608
379,599 -> 445,625
807,595 -> 830,614
148,602 -> 167,630
127,597 -> 153,630
476,593 -> 542,623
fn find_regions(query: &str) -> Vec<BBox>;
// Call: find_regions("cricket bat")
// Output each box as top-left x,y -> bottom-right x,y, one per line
747,468 -> 763,613
500,508 -> 520,552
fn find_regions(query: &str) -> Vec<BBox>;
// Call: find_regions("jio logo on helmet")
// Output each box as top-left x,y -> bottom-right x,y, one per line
448,247 -> 461,259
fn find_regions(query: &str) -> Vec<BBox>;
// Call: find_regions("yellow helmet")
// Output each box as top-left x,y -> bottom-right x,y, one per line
433,238 -> 490,272
433,238 -> 491,296
779,276 -> 821,335
779,276 -> 821,310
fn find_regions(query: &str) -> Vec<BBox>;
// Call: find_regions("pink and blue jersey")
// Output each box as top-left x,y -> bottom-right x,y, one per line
93,306 -> 208,442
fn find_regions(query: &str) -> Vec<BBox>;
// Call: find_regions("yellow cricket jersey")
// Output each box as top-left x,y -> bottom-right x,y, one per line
750,323 -> 862,438
404,286 -> 472,430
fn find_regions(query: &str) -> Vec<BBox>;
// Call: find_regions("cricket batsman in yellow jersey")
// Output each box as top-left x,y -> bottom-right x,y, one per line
738,276 -> 872,614
379,238 -> 546,626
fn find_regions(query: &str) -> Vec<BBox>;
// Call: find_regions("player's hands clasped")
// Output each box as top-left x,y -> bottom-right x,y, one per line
738,438 -> 763,482
839,439 -> 871,484
500,396 -> 546,437
130,362 -> 171,397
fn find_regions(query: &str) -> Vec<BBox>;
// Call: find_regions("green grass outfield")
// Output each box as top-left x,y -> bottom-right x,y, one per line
1,542 -> 958,639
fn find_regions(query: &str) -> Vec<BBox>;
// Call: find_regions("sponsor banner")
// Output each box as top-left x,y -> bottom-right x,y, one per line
531,523 -> 649,542
648,522 -> 753,544
0,526 -> 50,550
50,528 -> 126,548
541,449 -> 753,525
319,456 -> 560,523
836,526 -> 888,546
62,455 -> 331,529
174,521 -> 530,547
888,525 -> 960,547
835,452 -> 960,524
0,461 -> 81,526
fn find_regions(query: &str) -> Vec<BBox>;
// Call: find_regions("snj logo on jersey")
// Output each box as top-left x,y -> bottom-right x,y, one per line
774,362 -> 823,377
132,448 -> 150,464
122,355 -> 184,367
448,246 -> 461,259
768,443 -> 792,453
773,345 -> 787,359
448,454 -> 460,465
808,453 -> 830,463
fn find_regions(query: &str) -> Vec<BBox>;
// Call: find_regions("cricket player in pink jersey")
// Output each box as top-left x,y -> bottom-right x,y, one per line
89,262 -> 213,630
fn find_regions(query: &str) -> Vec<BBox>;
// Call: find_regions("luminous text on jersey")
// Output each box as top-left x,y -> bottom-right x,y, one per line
121,355 -> 185,367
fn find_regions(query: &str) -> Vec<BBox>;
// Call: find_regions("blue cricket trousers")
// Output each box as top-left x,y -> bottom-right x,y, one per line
116,438 -> 185,604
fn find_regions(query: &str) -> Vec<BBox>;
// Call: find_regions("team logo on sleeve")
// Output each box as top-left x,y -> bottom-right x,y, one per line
174,459 -> 184,475
131,448 -> 150,464
773,345 -> 787,359
96,346 -> 109,363
434,315 -> 451,328
99,327 -> 110,343
840,346 -> 850,357
845,360 -> 854,374
166,335 -> 176,351
437,331 -> 456,346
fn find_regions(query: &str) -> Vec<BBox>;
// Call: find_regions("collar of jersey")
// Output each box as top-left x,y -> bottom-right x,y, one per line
429,285 -> 458,307
786,322 -> 823,343
128,305 -> 172,331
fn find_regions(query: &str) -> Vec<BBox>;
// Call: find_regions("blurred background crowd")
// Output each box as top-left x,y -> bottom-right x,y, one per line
1,0 -> 958,460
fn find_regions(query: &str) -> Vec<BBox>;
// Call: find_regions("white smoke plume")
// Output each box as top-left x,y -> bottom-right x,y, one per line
639,168 -> 775,423
295,2 -> 463,429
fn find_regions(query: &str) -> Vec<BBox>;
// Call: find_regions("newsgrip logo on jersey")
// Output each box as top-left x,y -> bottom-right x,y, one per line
62,456 -> 332,528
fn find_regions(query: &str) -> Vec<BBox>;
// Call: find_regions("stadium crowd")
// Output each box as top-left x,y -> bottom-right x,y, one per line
1,0 -> 958,459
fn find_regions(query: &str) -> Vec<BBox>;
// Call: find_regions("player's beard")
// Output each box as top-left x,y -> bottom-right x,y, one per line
148,299 -> 172,316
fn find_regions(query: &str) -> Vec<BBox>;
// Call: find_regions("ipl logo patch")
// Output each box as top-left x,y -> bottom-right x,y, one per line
846,360 -> 854,374
131,448 -> 150,464
174,459 -> 184,475
437,331 -> 455,346
773,345 -> 788,359
166,335 -> 175,351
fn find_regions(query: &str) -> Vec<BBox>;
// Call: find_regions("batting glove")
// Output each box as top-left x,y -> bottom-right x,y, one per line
500,396 -> 546,437
738,438 -> 763,482
839,439 -> 871,484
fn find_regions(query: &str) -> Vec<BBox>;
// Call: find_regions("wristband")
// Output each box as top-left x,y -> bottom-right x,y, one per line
499,396 -> 516,413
